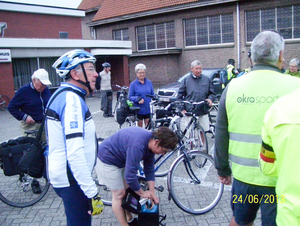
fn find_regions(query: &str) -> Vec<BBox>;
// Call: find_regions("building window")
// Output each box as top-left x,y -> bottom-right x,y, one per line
113,28 -> 129,40
184,14 -> 234,47
91,27 -> 97,39
12,57 -> 62,91
136,21 -> 175,51
59,32 -> 69,39
246,5 -> 300,42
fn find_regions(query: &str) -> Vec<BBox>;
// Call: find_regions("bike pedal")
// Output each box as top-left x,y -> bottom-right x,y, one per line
157,185 -> 164,192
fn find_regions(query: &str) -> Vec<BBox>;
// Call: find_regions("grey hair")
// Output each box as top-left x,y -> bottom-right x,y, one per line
251,30 -> 284,65
289,58 -> 300,67
191,60 -> 202,68
135,63 -> 146,73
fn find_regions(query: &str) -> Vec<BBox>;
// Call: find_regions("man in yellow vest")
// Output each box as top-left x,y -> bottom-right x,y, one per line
214,30 -> 300,226
259,88 -> 300,226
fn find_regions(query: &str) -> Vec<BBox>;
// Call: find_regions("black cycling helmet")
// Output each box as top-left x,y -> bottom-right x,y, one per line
102,62 -> 111,68
228,59 -> 235,65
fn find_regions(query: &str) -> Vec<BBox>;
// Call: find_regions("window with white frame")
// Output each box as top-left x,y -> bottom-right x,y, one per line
246,5 -> 300,42
184,14 -> 234,47
136,21 -> 175,51
113,28 -> 129,40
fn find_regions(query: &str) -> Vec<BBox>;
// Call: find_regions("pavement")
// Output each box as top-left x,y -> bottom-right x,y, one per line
0,90 -> 262,226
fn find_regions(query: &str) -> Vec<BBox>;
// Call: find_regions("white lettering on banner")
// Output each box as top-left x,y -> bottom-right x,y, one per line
0,49 -> 11,63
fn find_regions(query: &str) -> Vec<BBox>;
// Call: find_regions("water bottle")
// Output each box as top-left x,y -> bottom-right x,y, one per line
126,100 -> 133,107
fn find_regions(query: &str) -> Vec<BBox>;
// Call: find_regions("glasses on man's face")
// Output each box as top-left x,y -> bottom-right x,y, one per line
84,67 -> 96,73
289,65 -> 297,68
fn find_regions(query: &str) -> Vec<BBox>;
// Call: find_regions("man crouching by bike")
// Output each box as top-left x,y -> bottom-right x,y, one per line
95,126 -> 177,226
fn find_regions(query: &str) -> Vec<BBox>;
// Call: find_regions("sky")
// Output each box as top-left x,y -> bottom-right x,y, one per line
3,0 -> 83,9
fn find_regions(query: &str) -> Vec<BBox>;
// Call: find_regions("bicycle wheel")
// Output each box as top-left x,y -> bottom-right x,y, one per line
0,171 -> 50,207
167,150 -> 224,215
120,117 -> 137,128
0,95 -> 10,111
193,125 -> 208,153
92,169 -> 112,206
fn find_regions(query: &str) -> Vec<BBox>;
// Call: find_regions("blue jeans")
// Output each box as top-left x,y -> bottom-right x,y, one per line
54,185 -> 91,226
231,178 -> 277,226
101,90 -> 113,115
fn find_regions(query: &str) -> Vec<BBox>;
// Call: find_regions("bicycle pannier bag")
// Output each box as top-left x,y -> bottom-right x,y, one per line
121,187 -> 141,214
17,141 -> 45,178
0,137 -> 35,176
138,202 -> 160,226
193,102 -> 210,116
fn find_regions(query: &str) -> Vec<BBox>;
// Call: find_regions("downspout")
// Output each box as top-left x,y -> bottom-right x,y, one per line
236,2 -> 240,69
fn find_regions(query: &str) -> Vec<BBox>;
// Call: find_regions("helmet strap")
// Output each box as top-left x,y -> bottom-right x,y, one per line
79,64 -> 93,93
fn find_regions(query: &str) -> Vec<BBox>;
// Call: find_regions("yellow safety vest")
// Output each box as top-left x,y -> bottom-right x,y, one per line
226,68 -> 300,186
261,88 -> 300,225
226,64 -> 235,80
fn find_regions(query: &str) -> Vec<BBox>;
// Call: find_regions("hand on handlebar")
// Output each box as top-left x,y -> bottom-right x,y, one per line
206,99 -> 213,107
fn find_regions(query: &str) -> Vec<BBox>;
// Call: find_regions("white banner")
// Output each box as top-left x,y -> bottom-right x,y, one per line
0,49 -> 11,63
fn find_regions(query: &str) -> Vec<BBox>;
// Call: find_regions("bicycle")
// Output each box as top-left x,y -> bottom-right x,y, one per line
0,131 -> 50,208
94,133 -> 224,215
0,94 -> 10,111
143,97 -> 208,177
113,84 -> 129,122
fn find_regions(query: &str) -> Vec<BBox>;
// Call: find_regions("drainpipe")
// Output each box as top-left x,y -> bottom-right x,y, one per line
236,2 -> 240,69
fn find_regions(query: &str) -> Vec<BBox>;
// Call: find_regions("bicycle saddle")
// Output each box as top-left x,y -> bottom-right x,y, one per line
129,106 -> 140,111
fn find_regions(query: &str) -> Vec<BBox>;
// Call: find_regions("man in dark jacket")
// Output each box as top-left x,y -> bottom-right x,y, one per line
8,68 -> 51,140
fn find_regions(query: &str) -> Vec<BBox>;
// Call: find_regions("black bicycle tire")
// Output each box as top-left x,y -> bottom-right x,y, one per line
0,175 -> 50,208
0,95 -> 10,111
167,150 -> 224,215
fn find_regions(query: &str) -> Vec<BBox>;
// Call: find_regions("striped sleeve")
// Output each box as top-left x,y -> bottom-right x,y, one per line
258,124 -> 278,178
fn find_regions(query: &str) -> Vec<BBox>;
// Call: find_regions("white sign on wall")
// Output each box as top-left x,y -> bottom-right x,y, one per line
0,49 -> 11,63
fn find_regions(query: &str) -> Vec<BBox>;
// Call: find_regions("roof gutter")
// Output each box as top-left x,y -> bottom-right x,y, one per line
88,0 -> 239,26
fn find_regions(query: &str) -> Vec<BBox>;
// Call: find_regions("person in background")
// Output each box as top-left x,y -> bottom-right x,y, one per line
214,30 -> 300,226
48,49 -> 103,226
284,58 -> 300,78
225,59 -> 239,86
177,60 -> 215,134
8,68 -> 51,141
8,68 -> 52,194
99,62 -> 113,117
129,63 -> 154,127
95,126 -> 177,226
259,87 -> 300,226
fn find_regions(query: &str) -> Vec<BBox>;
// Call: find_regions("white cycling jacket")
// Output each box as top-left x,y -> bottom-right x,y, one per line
46,83 -> 98,198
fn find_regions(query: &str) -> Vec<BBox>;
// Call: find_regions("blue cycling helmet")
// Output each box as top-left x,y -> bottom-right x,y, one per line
52,49 -> 96,78
102,62 -> 111,68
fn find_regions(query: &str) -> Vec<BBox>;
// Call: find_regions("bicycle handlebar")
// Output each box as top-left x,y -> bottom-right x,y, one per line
114,84 -> 129,90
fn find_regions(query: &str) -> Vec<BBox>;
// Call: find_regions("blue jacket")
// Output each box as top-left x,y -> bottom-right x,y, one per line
129,78 -> 154,115
97,127 -> 155,191
8,82 -> 51,123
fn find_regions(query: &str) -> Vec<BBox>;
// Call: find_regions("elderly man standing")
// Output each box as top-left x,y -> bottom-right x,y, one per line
214,30 -> 300,226
8,68 -> 52,141
48,50 -> 103,226
177,60 -> 215,133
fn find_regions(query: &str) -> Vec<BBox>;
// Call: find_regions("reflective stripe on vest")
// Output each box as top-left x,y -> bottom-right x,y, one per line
229,132 -> 262,144
229,153 -> 259,167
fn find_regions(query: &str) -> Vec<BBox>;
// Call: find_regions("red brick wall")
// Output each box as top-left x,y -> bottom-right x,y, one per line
0,11 -> 82,39
0,62 -> 15,100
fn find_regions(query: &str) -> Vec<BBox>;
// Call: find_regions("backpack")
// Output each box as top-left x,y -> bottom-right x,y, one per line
219,69 -> 228,85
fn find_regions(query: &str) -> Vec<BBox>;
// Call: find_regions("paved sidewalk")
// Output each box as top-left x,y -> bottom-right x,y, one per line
0,92 -> 261,226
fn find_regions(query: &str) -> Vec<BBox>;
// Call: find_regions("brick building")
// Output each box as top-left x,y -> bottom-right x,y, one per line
0,1 -> 131,100
79,0 -> 300,85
